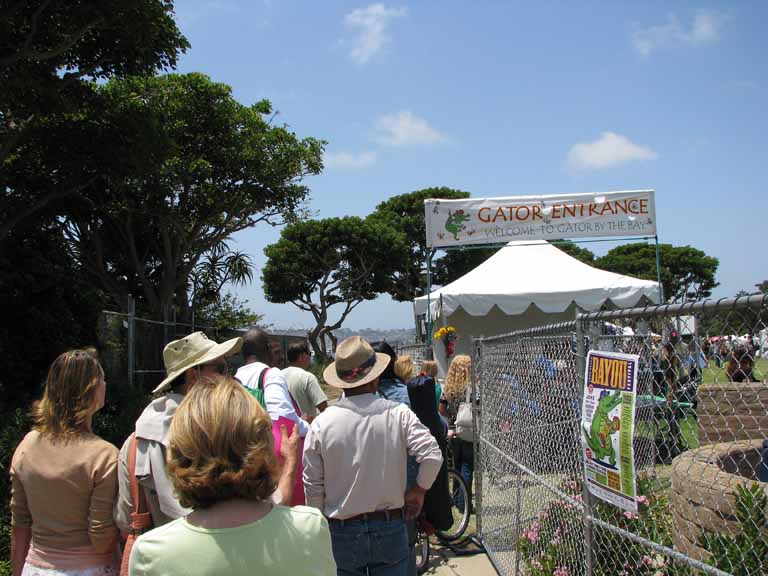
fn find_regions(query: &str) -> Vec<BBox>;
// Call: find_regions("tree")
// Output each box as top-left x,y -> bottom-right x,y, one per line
550,239 -> 595,264
262,217 -> 408,361
755,281 -> 768,295
189,243 -> 254,326
367,187 -> 471,301
595,243 -> 719,303
0,0 -> 189,237
61,73 -> 325,319
195,293 -> 265,331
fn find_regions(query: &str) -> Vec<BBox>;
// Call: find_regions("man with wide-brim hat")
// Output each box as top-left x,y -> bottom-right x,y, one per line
304,336 -> 443,575
115,331 -> 242,533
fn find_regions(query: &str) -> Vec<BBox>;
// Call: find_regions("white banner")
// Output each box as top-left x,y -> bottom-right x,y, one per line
424,190 -> 656,248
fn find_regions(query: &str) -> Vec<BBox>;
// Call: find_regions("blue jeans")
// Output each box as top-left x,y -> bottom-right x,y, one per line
329,517 -> 410,576
451,437 -> 474,512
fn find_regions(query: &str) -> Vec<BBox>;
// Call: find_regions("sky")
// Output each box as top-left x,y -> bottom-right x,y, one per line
171,1 -> 766,330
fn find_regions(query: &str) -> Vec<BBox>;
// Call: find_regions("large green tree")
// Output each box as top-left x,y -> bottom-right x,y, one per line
595,243 -> 719,303
61,73 -> 325,319
0,0 -> 189,237
262,217 -> 408,360
367,187 -> 472,301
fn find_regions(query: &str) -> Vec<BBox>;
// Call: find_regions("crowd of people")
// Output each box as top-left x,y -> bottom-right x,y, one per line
9,330 -> 476,576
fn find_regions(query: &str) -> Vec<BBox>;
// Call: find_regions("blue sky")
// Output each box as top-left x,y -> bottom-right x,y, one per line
172,1 -> 766,330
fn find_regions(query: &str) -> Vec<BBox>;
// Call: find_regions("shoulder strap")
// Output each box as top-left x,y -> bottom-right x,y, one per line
258,366 -> 269,390
127,433 -> 153,534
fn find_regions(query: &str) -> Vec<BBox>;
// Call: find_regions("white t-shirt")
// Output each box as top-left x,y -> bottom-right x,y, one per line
235,363 -> 309,437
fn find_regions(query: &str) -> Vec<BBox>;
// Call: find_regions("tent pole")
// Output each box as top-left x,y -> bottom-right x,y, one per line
654,235 -> 664,303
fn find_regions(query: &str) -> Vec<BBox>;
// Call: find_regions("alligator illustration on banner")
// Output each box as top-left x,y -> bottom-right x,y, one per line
445,209 -> 470,241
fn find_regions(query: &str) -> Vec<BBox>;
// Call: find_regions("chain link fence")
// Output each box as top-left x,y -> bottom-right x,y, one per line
474,294 -> 768,576
396,342 -> 432,374
98,310 -> 243,391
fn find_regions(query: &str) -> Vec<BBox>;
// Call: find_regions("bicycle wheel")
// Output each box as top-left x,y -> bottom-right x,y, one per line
415,525 -> 430,574
436,469 -> 471,542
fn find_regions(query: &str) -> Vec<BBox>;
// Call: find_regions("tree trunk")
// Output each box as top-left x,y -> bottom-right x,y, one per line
308,326 -> 330,364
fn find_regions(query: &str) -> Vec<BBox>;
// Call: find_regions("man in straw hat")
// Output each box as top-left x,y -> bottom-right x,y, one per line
115,331 -> 243,531
303,336 -> 442,576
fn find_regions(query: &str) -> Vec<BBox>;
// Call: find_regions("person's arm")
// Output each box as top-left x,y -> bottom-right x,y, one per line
88,451 -> 120,554
10,448 -> 32,576
277,423 -> 300,505
264,370 -> 310,437
114,436 -> 133,538
302,421 -> 326,512
11,526 -> 31,576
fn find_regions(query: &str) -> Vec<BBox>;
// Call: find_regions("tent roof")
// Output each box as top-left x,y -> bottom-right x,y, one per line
414,240 -> 660,317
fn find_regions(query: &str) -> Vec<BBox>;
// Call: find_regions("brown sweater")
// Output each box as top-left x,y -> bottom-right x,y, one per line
11,429 -> 119,569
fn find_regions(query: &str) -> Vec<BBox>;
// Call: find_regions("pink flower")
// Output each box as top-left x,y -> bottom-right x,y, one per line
523,521 -> 540,543
637,495 -> 649,506
623,511 -> 638,520
554,567 -> 570,576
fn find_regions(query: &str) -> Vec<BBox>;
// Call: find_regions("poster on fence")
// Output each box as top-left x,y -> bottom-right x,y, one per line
581,349 -> 639,512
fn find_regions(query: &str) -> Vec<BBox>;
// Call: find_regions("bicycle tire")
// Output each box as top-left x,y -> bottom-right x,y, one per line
415,526 -> 430,574
436,469 -> 471,542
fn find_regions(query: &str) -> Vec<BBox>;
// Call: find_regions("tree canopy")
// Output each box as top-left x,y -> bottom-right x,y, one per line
595,243 -> 719,302
367,187 -> 472,301
262,217 -> 408,360
60,73 -> 325,318
0,0 -> 189,237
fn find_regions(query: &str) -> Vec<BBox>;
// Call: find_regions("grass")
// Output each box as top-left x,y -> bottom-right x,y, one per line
701,357 -> 768,385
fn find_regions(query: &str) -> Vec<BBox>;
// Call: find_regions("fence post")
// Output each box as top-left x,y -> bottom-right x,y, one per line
472,338 -> 483,539
576,315 -> 593,576
127,295 -> 136,389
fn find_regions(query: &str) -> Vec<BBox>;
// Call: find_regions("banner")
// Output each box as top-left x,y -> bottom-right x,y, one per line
424,190 -> 655,248
581,349 -> 639,512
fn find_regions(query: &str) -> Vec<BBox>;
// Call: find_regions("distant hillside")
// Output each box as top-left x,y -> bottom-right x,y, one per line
332,327 -> 417,346
270,326 -> 417,347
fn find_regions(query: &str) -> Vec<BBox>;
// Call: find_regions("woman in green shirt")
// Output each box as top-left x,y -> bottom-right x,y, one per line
128,376 -> 336,576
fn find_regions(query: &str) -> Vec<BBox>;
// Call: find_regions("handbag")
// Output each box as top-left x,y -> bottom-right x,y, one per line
120,434 -> 153,576
454,385 -> 474,441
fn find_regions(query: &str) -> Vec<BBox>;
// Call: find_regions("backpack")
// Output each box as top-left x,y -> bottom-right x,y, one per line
244,367 -> 269,409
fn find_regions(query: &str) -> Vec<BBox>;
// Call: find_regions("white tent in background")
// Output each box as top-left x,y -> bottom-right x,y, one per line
413,240 -> 660,374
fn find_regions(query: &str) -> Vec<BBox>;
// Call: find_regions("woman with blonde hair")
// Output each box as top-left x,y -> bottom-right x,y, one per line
128,376 -> 335,576
10,349 -> 119,576
441,354 -> 475,514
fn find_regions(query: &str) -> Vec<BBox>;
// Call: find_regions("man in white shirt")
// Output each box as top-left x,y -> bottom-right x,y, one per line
235,328 -> 308,505
282,340 -> 328,423
303,336 -> 442,576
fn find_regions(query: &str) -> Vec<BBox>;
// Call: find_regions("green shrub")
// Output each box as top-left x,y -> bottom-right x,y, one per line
700,483 -> 768,575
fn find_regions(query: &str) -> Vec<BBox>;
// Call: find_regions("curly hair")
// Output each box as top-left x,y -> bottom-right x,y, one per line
167,376 -> 279,509
33,348 -> 103,438
443,354 -> 472,403
394,355 -> 415,381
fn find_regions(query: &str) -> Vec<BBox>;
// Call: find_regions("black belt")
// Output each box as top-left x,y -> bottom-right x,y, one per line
327,508 -> 404,525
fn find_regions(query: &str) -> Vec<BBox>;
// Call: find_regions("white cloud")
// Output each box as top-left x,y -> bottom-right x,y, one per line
567,132 -> 657,171
632,9 -> 729,57
374,111 -> 447,147
325,150 -> 378,169
344,4 -> 407,64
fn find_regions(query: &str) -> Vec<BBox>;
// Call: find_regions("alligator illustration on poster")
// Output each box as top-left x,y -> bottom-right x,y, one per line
583,390 -> 623,467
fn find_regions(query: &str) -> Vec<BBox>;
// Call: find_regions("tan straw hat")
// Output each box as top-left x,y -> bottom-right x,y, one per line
323,336 -> 390,389
152,331 -> 243,394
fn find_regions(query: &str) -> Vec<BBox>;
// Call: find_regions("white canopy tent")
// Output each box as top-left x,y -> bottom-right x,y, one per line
413,240 -> 661,374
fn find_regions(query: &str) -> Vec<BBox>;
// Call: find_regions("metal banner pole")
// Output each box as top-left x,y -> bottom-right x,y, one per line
425,250 -> 434,344
576,314 -> 594,576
